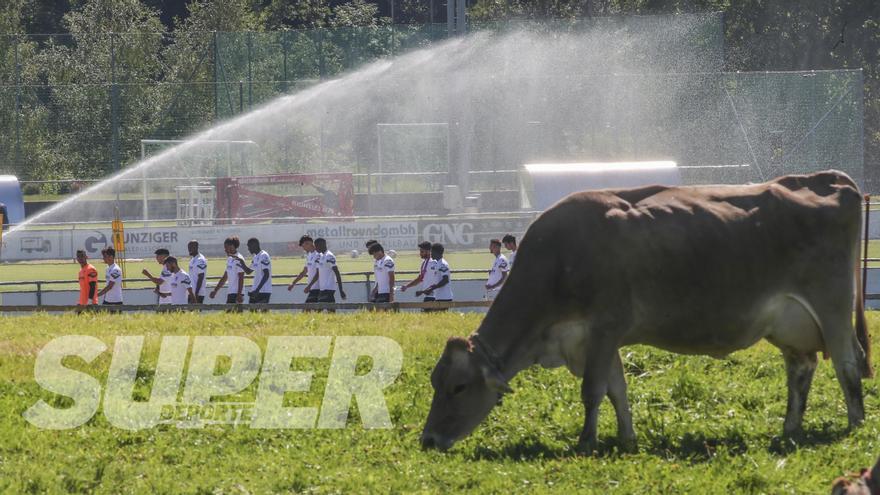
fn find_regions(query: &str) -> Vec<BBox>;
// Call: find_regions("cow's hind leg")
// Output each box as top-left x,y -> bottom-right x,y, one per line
606,350 -> 637,452
828,332 -> 866,429
780,350 -> 818,437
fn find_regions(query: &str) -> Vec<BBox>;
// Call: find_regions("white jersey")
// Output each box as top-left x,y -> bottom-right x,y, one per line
508,251 -> 516,268
250,250 -> 272,293
317,250 -> 338,291
225,253 -> 246,296
419,257 -> 430,291
305,250 -> 319,284
103,263 -> 124,303
188,254 -> 208,296
169,270 -> 192,305
373,255 -> 395,294
426,258 -> 453,300
487,254 -> 509,287
158,267 -> 173,305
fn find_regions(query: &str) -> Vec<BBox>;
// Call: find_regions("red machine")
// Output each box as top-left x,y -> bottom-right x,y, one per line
215,173 -> 354,223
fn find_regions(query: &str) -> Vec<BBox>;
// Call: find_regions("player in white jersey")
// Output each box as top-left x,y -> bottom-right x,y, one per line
417,243 -> 452,311
368,242 -> 395,304
187,240 -> 208,304
164,257 -> 194,305
289,235 -> 321,304
142,248 -> 173,304
237,237 -> 273,305
485,239 -> 509,298
210,236 -> 246,305
97,246 -> 124,306
502,234 -> 517,268
400,241 -> 432,300
308,237 -> 346,310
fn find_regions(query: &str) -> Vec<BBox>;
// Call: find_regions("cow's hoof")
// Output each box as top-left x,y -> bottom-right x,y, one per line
617,436 -> 638,454
575,437 -> 599,456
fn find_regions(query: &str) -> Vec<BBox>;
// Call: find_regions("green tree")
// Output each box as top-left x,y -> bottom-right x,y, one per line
33,0 -> 167,181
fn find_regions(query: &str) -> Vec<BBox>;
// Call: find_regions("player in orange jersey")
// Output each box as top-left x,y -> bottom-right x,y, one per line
76,249 -> 98,305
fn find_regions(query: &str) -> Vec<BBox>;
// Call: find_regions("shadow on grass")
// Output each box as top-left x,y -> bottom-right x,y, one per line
767,425 -> 851,455
464,423 -> 851,462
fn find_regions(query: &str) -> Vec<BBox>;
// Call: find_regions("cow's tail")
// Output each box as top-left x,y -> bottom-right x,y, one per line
855,239 -> 873,378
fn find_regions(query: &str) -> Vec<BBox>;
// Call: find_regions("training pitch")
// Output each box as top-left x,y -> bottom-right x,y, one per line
0,311 -> 878,493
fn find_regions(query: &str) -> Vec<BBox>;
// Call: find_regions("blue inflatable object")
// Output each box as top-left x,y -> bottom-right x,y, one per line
522,161 -> 682,210
0,175 -> 25,226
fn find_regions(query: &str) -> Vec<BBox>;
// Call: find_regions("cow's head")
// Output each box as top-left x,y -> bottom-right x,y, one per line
421,336 -> 511,451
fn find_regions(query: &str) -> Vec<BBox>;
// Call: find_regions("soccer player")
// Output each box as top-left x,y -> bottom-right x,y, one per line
76,250 -> 98,306
210,236 -> 246,304
417,243 -> 453,310
288,235 -> 320,304
237,237 -> 272,304
502,234 -> 517,267
485,239 -> 509,296
400,241 -> 432,296
369,242 -> 395,304
97,247 -> 123,306
142,248 -> 172,304
164,256 -> 194,305
188,240 -> 208,304
308,237 -> 346,309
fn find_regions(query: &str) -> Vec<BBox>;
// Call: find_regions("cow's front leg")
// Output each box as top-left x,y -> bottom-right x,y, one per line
576,335 -> 619,455
607,350 -> 637,452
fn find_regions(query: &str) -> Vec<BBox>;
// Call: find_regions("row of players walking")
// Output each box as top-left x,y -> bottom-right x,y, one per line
75,234 -> 519,307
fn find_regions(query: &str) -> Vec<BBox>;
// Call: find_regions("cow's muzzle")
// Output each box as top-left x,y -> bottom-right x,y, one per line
420,431 -> 454,451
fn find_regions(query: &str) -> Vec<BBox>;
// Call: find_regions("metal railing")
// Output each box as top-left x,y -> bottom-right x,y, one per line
0,300 -> 493,314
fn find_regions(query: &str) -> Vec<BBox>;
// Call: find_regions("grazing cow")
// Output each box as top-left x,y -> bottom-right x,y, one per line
832,456 -> 880,495
421,170 -> 872,452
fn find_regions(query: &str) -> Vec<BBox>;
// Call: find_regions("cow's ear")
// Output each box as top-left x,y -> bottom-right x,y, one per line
481,365 -> 512,394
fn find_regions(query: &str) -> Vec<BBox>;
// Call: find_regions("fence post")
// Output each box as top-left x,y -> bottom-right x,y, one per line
282,31 -> 289,93
364,273 -> 372,301
864,195 -> 870,307
36,282 -> 42,307
247,31 -> 253,108
14,36 -> 21,176
213,31 -> 219,121
110,33 -> 120,174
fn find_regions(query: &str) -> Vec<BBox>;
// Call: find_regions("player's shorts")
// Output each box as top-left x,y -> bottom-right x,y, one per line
317,290 -> 336,303
249,292 -> 271,304
226,293 -> 241,304
374,293 -> 391,303
305,290 -> 321,303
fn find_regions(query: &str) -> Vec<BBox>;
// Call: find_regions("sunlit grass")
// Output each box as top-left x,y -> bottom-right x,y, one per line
1,311 -> 878,493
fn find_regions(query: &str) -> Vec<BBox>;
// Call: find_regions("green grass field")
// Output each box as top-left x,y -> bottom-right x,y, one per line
1,311 -> 878,493
0,250 -> 495,292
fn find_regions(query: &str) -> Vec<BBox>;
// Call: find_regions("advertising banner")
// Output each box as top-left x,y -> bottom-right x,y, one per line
417,215 -> 536,250
2,221 -> 419,261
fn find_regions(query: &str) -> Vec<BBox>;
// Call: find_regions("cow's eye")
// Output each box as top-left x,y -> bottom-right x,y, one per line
452,384 -> 467,395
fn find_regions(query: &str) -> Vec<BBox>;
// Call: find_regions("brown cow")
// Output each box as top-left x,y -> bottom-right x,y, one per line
422,170 -> 871,452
